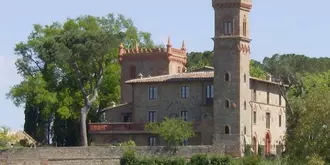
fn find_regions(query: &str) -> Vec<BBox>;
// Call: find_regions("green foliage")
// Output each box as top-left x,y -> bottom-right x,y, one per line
244,144 -> 253,156
285,71 -> 330,161
145,117 -> 195,146
8,13 -> 157,146
0,126 -> 18,148
250,60 -> 267,79
307,154 -> 325,165
241,156 -> 261,165
190,154 -> 209,165
209,155 -> 232,165
120,151 -> 185,165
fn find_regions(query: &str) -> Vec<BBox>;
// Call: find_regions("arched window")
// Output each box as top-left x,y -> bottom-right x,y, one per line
243,15 -> 247,37
225,126 -> 230,135
224,72 -> 230,82
225,99 -> 230,108
130,65 -> 136,78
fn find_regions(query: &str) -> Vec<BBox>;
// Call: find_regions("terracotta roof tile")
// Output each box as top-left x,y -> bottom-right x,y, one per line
125,71 -> 287,86
126,71 -> 213,84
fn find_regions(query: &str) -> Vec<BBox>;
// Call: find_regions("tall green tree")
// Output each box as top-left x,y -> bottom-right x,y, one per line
7,14 -> 157,146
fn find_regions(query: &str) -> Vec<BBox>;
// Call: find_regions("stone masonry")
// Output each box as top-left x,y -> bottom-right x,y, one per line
88,0 -> 287,157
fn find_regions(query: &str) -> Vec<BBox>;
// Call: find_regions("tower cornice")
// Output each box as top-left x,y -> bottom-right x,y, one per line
212,2 -> 252,11
212,36 -> 252,43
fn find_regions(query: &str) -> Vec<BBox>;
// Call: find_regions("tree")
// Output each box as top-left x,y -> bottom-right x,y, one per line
145,117 -> 195,146
7,14 -> 157,146
0,126 -> 18,148
285,71 -> 330,162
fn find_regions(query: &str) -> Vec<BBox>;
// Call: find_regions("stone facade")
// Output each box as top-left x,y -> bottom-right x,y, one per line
88,0 -> 287,157
0,146 -> 220,165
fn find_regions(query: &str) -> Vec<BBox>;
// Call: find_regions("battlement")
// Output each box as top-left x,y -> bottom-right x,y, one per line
212,0 -> 252,10
118,37 -> 187,64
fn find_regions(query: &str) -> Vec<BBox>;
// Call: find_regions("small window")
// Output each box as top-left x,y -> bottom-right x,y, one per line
244,126 -> 246,135
206,85 -> 214,98
225,100 -> 230,108
148,137 -> 156,146
183,139 -> 188,146
244,73 -> 247,83
252,89 -> 257,101
243,16 -> 247,37
225,73 -> 230,82
225,126 -> 230,135
279,114 -> 282,127
149,111 -> 156,122
267,92 -> 270,104
266,112 -> 270,129
244,101 -> 247,110
224,20 -> 233,35
279,94 -> 282,106
180,86 -> 189,99
181,110 -> 188,121
148,86 -> 157,100
253,111 -> 257,124
130,66 -> 136,78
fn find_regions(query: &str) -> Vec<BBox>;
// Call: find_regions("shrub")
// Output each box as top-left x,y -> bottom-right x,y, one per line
209,155 -> 232,165
241,156 -> 261,165
120,150 -> 138,165
190,154 -> 209,165
307,154 -> 325,165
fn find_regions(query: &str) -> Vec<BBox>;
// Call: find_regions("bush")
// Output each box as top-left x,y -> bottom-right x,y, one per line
190,154 -> 209,165
241,156 -> 261,165
209,155 -> 232,165
120,150 -> 138,165
307,154 -> 325,165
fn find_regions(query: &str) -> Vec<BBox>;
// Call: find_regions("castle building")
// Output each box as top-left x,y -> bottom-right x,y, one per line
88,0 -> 286,156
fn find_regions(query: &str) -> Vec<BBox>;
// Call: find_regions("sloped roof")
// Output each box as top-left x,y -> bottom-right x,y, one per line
126,71 -> 213,84
125,70 -> 287,86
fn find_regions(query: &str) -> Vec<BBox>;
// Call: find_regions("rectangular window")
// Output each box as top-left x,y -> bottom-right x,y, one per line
252,89 -> 257,102
130,66 -> 136,79
224,21 -> 233,35
181,110 -> 188,121
183,139 -> 188,146
279,115 -> 282,127
206,85 -> 213,98
148,86 -> 157,100
279,94 -> 282,106
267,92 -> 270,104
180,86 -> 189,99
266,112 -> 270,129
148,137 -> 156,146
253,111 -> 256,124
149,111 -> 156,122
243,22 -> 247,36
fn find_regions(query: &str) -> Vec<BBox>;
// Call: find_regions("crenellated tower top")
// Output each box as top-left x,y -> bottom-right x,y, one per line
118,37 -> 187,65
212,0 -> 252,11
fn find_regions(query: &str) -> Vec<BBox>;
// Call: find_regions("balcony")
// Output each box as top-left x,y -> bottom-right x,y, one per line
88,121 -> 212,134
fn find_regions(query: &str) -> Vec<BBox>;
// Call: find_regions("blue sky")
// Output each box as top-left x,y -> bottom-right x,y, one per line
0,0 -> 329,130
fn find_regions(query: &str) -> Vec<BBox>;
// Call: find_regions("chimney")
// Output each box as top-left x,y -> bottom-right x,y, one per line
138,73 -> 143,79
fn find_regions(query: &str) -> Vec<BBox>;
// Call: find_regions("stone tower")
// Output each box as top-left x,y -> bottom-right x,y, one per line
119,38 -> 187,103
212,0 -> 252,156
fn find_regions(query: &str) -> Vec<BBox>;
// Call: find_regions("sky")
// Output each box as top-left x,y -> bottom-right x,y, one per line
0,0 -> 329,130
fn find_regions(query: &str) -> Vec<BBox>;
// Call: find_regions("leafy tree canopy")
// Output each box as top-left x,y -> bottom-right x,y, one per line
145,117 -> 195,146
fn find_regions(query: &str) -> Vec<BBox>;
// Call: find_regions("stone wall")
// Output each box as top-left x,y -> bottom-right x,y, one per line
0,145 -> 223,165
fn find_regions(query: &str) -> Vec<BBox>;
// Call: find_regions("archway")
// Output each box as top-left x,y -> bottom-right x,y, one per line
265,132 -> 271,155
252,136 -> 257,155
